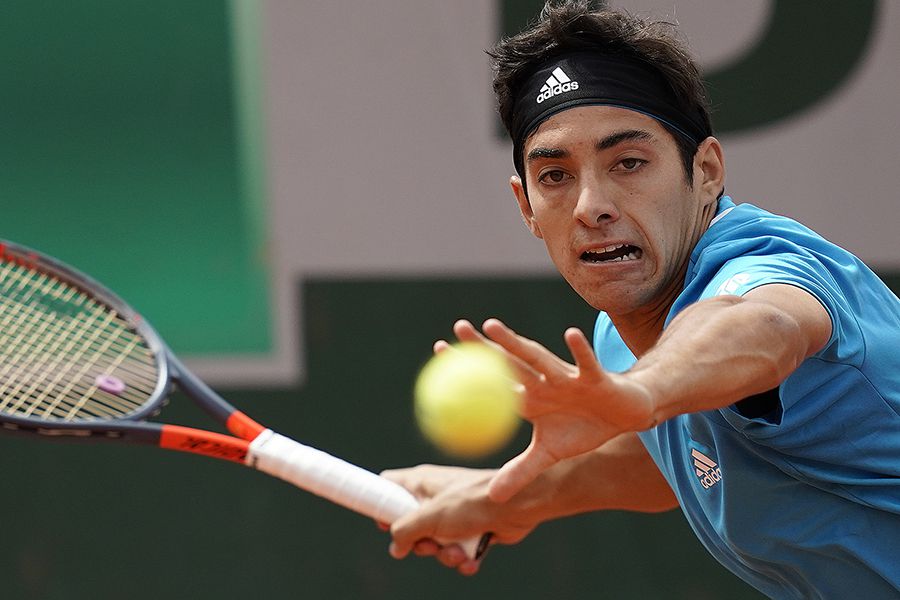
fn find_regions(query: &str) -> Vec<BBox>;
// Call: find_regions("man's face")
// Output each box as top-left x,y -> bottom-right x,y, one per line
513,106 -> 720,316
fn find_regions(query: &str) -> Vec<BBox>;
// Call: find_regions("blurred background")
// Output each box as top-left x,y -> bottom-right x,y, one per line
0,1 -> 896,598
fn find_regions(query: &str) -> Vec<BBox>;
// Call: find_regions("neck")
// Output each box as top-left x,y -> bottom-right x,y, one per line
608,199 -> 719,357
608,261 -> 688,357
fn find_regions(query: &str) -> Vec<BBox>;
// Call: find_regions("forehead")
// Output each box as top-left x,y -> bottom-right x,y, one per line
524,105 -> 669,152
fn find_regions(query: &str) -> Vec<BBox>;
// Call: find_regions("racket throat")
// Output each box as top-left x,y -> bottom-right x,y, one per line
159,424 -> 250,463
226,411 -> 266,441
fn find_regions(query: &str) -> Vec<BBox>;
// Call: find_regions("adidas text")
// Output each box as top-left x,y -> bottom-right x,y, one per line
691,448 -> 723,490
537,81 -> 579,103
699,468 -> 722,489
536,67 -> 579,104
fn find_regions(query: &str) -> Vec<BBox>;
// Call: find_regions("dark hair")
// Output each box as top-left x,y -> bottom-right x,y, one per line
488,0 -> 712,184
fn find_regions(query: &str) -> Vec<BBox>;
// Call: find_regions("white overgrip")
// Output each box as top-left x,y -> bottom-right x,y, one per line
247,429 -> 418,523
247,430 -> 486,559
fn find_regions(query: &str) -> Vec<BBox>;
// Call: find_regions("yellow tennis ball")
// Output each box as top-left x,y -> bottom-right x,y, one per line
414,342 -> 521,459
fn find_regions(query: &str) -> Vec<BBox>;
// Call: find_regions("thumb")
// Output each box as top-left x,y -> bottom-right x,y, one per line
487,439 -> 557,503
380,468 -> 406,486
380,467 -> 440,501
389,508 -> 432,559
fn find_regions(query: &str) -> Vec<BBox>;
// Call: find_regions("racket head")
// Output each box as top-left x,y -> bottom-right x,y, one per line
0,240 -> 172,434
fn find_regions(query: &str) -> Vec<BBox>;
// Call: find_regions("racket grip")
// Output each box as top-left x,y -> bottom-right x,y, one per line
247,430 -> 488,559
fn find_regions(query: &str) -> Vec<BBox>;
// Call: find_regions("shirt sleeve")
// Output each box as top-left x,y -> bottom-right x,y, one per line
694,240 -> 864,434
698,244 -> 858,363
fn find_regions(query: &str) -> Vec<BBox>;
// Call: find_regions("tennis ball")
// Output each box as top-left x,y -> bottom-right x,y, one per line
414,342 -> 521,459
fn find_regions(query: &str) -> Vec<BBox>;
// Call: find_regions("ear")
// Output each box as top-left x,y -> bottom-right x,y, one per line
693,137 -> 726,203
510,176 -> 543,239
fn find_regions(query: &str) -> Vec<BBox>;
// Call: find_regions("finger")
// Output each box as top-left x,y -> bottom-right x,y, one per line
433,339 -> 451,353
390,510 -> 436,559
376,520 -> 390,531
563,327 -> 604,377
448,319 -> 540,388
458,558 -> 482,576
436,544 -> 468,569
413,539 -> 441,557
379,468 -> 409,488
380,467 -> 434,500
452,319 -> 487,343
487,438 -> 559,503
482,318 -> 560,376
469,319 -> 546,385
389,541 -> 410,559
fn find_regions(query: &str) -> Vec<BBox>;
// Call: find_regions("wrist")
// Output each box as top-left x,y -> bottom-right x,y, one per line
622,355 -> 680,428
491,465 -> 563,527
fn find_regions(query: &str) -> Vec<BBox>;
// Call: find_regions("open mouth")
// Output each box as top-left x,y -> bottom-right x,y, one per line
581,243 -> 643,263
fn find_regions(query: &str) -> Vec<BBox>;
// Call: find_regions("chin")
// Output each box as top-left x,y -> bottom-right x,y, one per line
575,281 -> 655,315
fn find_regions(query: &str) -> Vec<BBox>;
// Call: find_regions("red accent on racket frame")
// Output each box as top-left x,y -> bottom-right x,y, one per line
159,425 -> 250,463
226,412 -> 266,441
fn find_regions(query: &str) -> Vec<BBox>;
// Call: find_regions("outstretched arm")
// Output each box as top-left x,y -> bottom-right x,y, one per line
484,283 -> 832,502
384,432 -> 676,575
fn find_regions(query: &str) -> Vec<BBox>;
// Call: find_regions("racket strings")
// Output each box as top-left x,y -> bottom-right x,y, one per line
0,259 -> 159,421
0,270 -> 155,420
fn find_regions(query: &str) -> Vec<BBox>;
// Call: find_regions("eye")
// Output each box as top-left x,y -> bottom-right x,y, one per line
537,169 -> 571,185
614,157 -> 647,172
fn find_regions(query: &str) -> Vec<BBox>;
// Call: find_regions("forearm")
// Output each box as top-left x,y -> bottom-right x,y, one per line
511,432 -> 678,523
628,294 -> 816,424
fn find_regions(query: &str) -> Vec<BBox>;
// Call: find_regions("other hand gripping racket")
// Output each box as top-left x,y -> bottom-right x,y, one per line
0,240 -> 490,559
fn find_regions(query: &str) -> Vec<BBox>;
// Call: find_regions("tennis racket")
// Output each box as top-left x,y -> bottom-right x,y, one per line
0,240 -> 489,559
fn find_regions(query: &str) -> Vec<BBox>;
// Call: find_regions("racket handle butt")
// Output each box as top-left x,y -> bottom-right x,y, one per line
465,533 -> 493,561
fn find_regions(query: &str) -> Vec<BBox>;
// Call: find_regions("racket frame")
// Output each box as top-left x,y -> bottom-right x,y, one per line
0,240 -> 206,438
0,240 -> 493,558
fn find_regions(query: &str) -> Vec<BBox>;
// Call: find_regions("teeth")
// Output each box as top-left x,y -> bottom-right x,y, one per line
585,243 -> 627,255
610,252 -> 639,262
583,245 -> 641,262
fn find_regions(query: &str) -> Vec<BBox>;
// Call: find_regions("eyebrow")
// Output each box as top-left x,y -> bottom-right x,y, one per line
596,129 -> 654,150
526,147 -> 569,162
526,128 -> 655,164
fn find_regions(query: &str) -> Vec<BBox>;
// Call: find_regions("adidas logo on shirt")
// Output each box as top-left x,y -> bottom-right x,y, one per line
536,67 -> 579,103
692,448 -> 722,489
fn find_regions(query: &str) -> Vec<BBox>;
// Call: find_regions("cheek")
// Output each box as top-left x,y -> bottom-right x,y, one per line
531,205 -> 564,238
634,205 -> 680,263
535,225 -> 574,267
653,203 -> 698,264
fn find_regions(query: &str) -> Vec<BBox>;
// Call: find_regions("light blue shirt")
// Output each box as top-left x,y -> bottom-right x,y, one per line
593,197 -> 900,599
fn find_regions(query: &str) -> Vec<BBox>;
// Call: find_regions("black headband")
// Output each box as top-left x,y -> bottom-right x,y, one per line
509,51 -> 711,181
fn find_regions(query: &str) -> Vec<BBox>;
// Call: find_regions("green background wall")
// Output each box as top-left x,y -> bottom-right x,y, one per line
0,0 -> 270,355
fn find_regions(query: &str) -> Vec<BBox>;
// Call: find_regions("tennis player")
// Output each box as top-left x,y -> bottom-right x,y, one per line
383,1 -> 900,597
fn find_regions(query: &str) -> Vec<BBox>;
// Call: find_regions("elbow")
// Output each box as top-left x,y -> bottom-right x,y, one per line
757,305 -> 808,382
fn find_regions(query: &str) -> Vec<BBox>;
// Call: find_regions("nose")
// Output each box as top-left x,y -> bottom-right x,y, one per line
573,181 -> 619,227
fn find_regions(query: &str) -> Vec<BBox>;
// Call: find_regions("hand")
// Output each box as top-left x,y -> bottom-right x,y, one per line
382,464 -> 537,575
455,318 -> 656,503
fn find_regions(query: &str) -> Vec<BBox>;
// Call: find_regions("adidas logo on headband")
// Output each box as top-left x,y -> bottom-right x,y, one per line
536,67 -> 579,104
